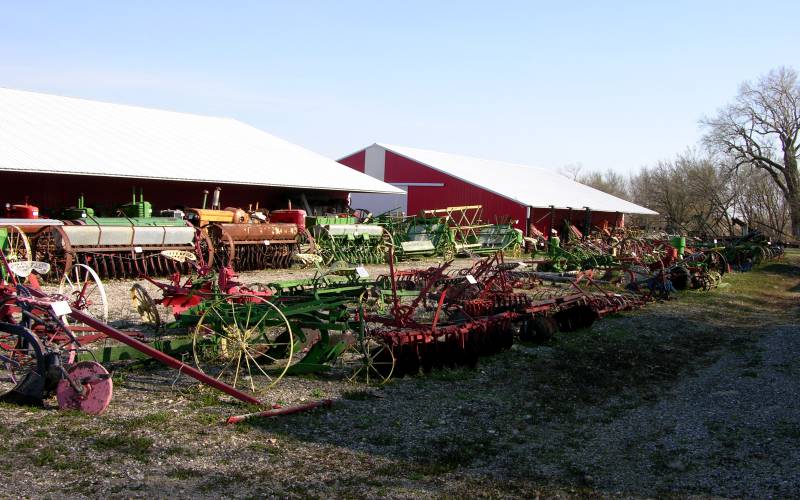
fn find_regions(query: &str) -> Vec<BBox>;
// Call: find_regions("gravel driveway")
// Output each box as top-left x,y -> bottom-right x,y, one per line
1,255 -> 798,498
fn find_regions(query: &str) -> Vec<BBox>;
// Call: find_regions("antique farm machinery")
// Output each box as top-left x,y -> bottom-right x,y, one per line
305,214 -> 393,265
419,205 -> 523,257
184,188 -> 312,271
30,193 -> 209,280
0,250 -> 286,413
393,214 -> 456,260
128,248 -> 399,388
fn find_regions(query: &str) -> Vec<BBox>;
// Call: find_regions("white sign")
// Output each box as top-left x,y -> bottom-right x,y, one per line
134,246 -> 143,254
355,266 -> 369,278
466,274 -> 477,285
51,301 -> 72,317
263,240 -> 270,246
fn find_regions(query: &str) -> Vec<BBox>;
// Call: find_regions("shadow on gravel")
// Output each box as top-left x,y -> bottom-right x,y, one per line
232,312 -> 735,496
760,262 -> 800,277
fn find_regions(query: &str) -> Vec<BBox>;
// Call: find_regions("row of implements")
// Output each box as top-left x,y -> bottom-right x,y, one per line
1,195 -> 529,283
0,225 -> 659,418
524,216 -> 785,296
0,208 -> 784,418
1,188 -> 312,281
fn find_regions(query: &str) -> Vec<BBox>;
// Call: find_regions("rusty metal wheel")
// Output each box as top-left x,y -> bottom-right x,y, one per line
31,226 -> 74,281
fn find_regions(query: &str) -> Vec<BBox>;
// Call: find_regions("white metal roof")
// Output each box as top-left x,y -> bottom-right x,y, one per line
372,143 -> 657,215
0,88 -> 403,194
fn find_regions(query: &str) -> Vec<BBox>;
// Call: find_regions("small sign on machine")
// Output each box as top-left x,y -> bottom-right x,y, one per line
51,300 -> 72,317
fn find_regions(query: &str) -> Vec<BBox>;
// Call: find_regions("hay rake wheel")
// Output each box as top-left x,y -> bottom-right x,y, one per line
1,225 -> 31,266
58,263 -> 109,323
130,283 -> 162,328
342,335 -> 395,385
192,296 -> 294,395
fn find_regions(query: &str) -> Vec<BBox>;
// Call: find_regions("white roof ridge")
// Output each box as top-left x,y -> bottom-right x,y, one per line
371,143 -> 657,215
0,86 -> 241,123
0,87 -> 403,195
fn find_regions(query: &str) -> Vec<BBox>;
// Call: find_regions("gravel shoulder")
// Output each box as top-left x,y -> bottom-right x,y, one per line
2,253 -> 799,498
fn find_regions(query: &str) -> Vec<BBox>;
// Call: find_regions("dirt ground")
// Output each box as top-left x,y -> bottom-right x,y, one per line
1,252 -> 799,499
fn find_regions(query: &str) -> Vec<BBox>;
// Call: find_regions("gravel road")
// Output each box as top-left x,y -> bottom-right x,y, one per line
2,256 -> 798,498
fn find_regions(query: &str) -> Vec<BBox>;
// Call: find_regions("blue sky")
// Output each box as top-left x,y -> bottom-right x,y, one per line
0,1 -> 797,174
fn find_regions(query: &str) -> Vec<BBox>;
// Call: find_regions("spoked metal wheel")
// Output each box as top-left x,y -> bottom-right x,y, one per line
31,226 -> 74,281
0,322 -> 46,398
1,225 -> 31,265
130,283 -> 162,328
192,296 -> 294,395
207,225 -> 236,270
341,335 -> 395,385
58,263 -> 108,323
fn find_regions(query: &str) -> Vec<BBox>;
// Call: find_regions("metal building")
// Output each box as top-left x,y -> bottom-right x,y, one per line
0,88 -> 402,216
339,143 -> 657,235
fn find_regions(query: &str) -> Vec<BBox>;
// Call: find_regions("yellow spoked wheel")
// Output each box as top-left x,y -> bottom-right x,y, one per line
130,283 -> 161,328
192,296 -> 294,395
342,335 -> 395,385
2,225 -> 31,265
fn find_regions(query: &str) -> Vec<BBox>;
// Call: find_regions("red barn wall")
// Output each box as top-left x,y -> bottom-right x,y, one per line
338,148 -> 628,236
2,172 -> 348,217
338,151 -> 366,173
383,151 -> 527,228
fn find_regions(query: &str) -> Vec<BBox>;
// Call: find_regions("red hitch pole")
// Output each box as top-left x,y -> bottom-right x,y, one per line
27,287 -> 262,406
226,399 -> 333,424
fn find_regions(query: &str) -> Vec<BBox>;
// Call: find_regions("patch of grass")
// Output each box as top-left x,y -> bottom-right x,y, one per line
310,388 -> 324,398
187,391 -> 225,409
33,448 -> 57,467
341,389 -> 374,401
167,466 -> 197,480
193,411 -> 221,425
111,371 -> 126,385
775,421 -> 800,440
427,367 -> 477,382
93,434 -> 154,461
199,472 -> 250,492
367,432 -> 401,447
407,432 -> 498,473
115,410 -> 172,430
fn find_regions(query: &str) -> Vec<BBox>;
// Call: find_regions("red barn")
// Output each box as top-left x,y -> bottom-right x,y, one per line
339,144 -> 657,236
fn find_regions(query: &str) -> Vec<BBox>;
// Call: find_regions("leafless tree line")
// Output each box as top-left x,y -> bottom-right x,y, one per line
562,67 -> 800,241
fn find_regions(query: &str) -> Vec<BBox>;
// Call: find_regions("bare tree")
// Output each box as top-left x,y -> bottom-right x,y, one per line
701,67 -> 800,238
734,167 -> 791,239
558,163 -> 584,181
578,169 -> 629,199
628,150 -> 737,236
